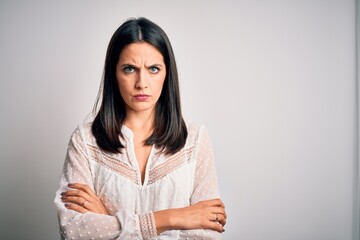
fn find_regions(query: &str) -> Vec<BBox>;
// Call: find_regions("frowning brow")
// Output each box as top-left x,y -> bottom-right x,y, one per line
120,63 -> 164,68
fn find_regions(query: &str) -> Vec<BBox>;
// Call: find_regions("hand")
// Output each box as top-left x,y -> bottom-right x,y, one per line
175,198 -> 227,232
154,198 -> 227,234
60,183 -> 109,215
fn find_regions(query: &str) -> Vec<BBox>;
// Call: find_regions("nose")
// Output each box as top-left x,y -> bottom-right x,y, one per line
135,68 -> 148,89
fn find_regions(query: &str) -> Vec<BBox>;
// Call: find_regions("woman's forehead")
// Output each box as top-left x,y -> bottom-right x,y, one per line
118,42 -> 164,64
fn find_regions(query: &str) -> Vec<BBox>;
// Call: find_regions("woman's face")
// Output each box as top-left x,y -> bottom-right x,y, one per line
116,42 -> 166,115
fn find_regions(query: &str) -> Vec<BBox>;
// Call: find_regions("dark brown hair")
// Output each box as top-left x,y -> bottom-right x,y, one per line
92,17 -> 187,155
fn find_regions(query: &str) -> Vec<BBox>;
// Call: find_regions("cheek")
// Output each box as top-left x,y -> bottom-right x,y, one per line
152,81 -> 165,98
155,73 -> 166,93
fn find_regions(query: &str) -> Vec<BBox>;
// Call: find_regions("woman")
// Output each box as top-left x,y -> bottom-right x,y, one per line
54,17 -> 227,239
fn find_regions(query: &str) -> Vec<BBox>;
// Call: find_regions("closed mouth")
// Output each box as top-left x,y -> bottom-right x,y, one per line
134,94 -> 149,97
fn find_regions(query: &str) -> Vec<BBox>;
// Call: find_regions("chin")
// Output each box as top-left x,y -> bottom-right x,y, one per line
128,103 -> 156,112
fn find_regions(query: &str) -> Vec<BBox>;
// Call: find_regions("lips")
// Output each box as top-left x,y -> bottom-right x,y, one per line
134,94 -> 150,101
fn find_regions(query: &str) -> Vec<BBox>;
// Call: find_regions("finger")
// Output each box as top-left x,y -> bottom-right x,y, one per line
208,207 -> 227,221
61,189 -> 93,203
61,196 -> 91,209
204,198 -> 225,209
216,213 -> 227,226
206,221 -> 224,233
212,199 -> 225,208
63,195 -> 103,214
68,183 -> 97,198
212,200 -> 227,219
210,205 -> 227,219
62,185 -> 108,214
61,190 -> 97,210
209,206 -> 226,216
64,203 -> 88,213
207,209 -> 226,226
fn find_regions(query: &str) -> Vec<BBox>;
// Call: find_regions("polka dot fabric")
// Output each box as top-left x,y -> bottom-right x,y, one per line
54,122 -> 222,239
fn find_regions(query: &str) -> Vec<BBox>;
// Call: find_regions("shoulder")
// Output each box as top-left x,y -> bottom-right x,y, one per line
69,121 -> 96,146
185,121 -> 211,149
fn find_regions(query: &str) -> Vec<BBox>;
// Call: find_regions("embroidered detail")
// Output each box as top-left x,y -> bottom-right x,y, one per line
139,212 -> 157,239
148,147 -> 195,185
87,145 -> 139,184
149,150 -> 160,170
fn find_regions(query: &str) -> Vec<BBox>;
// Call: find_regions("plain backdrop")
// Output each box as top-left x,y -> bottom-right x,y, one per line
0,0 -> 358,239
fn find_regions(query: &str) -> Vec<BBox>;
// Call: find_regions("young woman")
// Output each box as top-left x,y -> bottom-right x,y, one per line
54,17 -> 227,239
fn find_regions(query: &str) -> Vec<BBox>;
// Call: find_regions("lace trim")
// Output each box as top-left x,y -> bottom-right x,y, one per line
87,145 -> 139,184
148,147 -> 195,185
139,212 -> 157,239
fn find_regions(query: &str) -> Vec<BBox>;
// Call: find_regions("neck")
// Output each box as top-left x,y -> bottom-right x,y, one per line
123,108 -> 155,134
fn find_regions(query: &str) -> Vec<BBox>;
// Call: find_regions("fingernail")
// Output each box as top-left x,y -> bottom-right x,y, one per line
68,183 -> 74,187
61,192 -> 65,196
65,203 -> 71,208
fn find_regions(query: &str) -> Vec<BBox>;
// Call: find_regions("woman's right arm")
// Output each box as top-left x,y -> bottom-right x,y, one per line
54,126 -> 157,240
54,127 -> 121,239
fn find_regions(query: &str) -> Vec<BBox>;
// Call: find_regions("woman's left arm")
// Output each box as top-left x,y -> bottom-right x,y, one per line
176,126 -> 227,239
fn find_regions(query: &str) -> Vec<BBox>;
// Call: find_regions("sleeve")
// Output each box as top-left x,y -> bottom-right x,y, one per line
178,126 -> 222,240
54,126 -> 157,240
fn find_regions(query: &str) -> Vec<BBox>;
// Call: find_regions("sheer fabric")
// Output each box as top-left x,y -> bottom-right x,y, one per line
54,122 -> 222,239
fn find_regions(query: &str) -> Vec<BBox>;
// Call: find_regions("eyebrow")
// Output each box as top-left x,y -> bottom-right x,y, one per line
120,63 -> 164,68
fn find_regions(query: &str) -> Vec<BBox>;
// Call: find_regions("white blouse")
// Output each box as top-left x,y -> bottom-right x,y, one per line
54,122 -> 222,240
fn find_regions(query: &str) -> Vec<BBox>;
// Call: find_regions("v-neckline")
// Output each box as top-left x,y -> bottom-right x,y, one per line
122,125 -> 155,186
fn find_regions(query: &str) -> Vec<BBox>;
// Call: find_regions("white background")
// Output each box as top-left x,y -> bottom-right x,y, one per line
0,1 -> 358,239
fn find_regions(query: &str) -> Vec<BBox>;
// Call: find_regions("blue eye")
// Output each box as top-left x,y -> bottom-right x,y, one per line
124,66 -> 134,73
149,66 -> 159,73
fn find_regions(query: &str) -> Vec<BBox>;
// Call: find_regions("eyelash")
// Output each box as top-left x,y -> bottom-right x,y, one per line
123,66 -> 135,73
149,66 -> 160,73
122,66 -> 160,74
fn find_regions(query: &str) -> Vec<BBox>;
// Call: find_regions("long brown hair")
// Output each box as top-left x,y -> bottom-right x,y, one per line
92,17 -> 187,155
